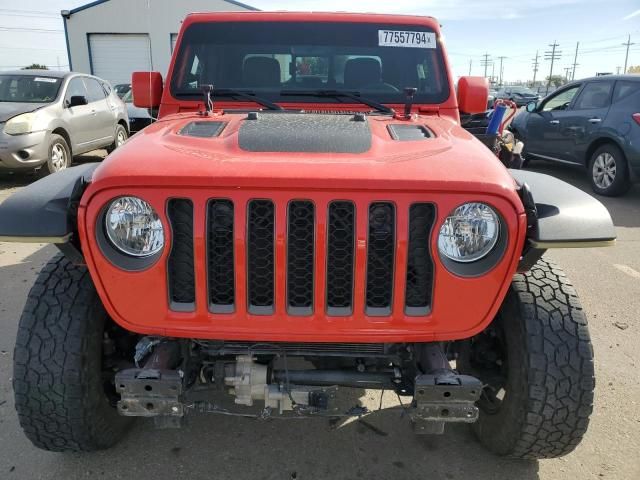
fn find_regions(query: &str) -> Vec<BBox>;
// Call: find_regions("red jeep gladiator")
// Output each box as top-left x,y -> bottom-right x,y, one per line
0,12 -> 616,458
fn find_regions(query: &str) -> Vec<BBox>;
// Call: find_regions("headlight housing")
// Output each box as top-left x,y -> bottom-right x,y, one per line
105,196 -> 164,257
4,112 -> 35,135
438,202 -> 500,263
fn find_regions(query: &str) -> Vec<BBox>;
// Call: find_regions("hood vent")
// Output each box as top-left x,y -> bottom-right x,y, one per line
388,124 -> 433,141
178,121 -> 226,138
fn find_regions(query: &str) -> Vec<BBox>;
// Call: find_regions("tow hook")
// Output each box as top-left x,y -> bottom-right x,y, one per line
411,343 -> 482,434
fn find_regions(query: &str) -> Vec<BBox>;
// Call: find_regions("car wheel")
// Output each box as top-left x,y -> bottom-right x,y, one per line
589,143 -> 630,196
39,134 -> 71,177
106,124 -> 128,154
13,255 -> 134,451
457,258 -> 594,459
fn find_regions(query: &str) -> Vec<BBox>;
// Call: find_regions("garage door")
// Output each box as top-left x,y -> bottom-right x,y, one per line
89,34 -> 151,85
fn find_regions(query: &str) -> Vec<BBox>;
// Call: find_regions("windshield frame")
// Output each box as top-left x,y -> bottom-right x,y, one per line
0,74 -> 63,104
168,19 -> 451,109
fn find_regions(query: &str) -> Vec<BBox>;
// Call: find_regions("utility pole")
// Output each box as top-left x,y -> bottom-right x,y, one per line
563,67 -> 572,82
571,42 -> 579,80
544,41 -> 561,95
616,66 -> 621,75
497,56 -> 507,86
531,50 -> 540,86
491,62 -> 495,84
468,58 -> 472,76
481,53 -> 491,78
622,35 -> 635,74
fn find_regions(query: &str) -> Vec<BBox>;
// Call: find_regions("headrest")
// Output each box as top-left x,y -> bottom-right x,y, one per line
243,57 -> 281,88
344,58 -> 382,89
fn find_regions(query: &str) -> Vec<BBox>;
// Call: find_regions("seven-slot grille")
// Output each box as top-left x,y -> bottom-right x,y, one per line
167,199 -> 436,317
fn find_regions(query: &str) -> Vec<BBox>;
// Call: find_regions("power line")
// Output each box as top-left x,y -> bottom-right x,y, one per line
622,35 -> 635,74
0,26 -> 63,33
544,41 -> 561,95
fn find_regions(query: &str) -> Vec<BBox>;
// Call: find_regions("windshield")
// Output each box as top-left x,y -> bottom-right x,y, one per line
122,89 -> 133,103
0,75 -> 62,103
171,21 -> 449,106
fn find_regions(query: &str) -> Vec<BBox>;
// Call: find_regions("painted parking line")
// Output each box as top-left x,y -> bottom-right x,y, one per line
613,264 -> 640,279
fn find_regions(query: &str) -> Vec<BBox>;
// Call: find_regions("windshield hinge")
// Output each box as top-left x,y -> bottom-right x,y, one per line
418,106 -> 440,115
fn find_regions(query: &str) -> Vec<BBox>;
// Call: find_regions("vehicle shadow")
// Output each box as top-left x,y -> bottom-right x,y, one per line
526,160 -> 640,229
45,389 -> 540,480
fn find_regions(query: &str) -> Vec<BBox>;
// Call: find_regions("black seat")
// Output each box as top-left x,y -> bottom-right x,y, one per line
343,58 -> 382,89
243,57 -> 281,88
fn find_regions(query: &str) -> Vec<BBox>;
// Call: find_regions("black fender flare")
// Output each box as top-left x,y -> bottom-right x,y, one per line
510,169 -> 616,271
0,163 -> 99,244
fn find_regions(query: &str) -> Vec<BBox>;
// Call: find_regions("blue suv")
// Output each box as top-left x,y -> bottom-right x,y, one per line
510,75 -> 640,196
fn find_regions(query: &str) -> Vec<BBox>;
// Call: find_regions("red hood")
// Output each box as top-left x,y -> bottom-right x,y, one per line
91,111 -> 521,206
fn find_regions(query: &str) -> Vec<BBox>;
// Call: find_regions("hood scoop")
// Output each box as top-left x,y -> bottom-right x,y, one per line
178,121 -> 226,138
388,124 -> 433,141
238,113 -> 371,153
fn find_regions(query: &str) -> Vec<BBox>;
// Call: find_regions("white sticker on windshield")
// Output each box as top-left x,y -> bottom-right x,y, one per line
34,77 -> 58,83
378,30 -> 436,49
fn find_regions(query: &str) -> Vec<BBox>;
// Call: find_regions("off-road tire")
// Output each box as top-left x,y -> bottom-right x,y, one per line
106,124 -> 128,154
461,258 -> 595,459
588,143 -> 631,197
13,255 -> 133,452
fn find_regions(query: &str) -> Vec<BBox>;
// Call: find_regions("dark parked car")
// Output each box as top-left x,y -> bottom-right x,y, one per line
496,85 -> 541,107
113,83 -> 131,98
121,89 -> 153,133
510,75 -> 640,196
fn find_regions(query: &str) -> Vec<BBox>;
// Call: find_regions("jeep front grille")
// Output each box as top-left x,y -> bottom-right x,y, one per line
166,197 -> 436,317
167,199 -> 195,307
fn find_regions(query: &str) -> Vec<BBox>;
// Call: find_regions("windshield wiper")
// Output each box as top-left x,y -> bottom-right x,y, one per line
280,89 -> 395,115
174,88 -> 283,111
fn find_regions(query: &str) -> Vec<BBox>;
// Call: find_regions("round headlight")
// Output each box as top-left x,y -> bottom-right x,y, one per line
438,202 -> 500,263
105,196 -> 164,257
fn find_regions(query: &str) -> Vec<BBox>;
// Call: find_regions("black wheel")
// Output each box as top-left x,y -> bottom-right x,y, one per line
13,255 -> 135,452
106,124 -> 128,154
458,258 -> 595,459
39,134 -> 71,177
588,143 -> 630,196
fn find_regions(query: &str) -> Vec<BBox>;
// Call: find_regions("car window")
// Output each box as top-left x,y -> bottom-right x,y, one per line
573,81 -> 613,110
540,85 -> 580,112
0,75 -> 62,103
65,77 -> 88,103
612,80 -> 640,103
101,81 -> 112,96
84,78 -> 107,103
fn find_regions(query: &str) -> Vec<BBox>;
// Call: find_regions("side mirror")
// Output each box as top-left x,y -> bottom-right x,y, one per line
131,71 -> 163,108
457,76 -> 489,114
67,95 -> 88,107
526,101 -> 538,113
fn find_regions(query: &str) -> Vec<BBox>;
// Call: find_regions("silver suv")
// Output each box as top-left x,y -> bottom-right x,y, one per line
0,70 -> 129,176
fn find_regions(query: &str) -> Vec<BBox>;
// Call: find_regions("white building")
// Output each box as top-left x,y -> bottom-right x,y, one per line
62,0 -> 257,86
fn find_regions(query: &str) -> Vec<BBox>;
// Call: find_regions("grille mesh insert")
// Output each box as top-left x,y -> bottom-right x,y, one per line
287,201 -> 315,314
247,200 -> 275,313
366,202 -> 395,315
167,199 -> 195,307
405,203 -> 436,314
207,200 -> 235,312
326,201 -> 355,314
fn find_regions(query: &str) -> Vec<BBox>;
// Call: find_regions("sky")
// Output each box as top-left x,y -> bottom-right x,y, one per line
0,0 -> 639,83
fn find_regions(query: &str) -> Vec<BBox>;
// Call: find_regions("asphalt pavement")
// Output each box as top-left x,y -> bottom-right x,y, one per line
0,156 -> 639,479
